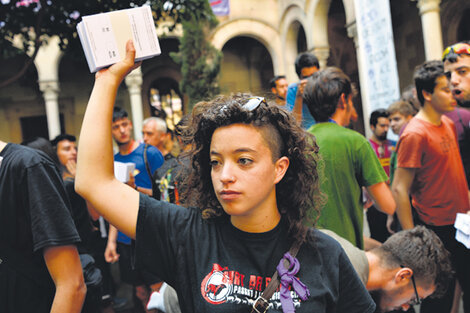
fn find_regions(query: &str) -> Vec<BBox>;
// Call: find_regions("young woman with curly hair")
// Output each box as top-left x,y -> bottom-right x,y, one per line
76,41 -> 375,313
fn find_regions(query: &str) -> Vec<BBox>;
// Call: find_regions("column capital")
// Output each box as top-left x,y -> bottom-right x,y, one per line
125,68 -> 143,94
416,0 -> 441,15
39,80 -> 60,100
311,47 -> 330,69
346,21 -> 359,49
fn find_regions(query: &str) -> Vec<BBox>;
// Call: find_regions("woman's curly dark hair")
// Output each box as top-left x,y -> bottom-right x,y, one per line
181,93 -> 324,241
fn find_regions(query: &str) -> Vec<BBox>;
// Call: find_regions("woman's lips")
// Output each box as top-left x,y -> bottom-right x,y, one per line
219,190 -> 241,200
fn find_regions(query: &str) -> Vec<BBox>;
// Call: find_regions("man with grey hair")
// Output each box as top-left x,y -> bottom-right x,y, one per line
142,117 -> 168,155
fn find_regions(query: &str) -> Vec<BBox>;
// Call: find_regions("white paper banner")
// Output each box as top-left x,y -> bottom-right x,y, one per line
354,0 -> 400,117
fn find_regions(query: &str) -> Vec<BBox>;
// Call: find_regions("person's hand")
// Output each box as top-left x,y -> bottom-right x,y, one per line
104,241 -> 120,263
95,40 -> 142,84
362,187 -> 373,210
386,214 -> 396,234
126,172 -> 136,189
65,159 -> 77,178
296,79 -> 308,97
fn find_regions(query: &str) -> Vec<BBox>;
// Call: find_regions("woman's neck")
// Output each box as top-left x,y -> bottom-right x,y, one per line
230,193 -> 281,233
231,211 -> 281,233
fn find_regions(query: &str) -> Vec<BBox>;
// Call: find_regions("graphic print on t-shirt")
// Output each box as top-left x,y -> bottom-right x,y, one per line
200,263 -> 302,310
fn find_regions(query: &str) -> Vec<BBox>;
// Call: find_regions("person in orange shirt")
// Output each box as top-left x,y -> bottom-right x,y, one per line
392,60 -> 470,313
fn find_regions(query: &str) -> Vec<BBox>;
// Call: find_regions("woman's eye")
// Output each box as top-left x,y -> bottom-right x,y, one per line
239,158 -> 252,165
210,160 -> 220,167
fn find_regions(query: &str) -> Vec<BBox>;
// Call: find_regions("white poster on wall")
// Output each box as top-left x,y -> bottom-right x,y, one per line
354,0 -> 400,138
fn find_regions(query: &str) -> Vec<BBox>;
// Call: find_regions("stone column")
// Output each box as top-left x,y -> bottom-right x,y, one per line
125,67 -> 144,141
34,36 -> 63,139
416,0 -> 443,60
311,46 -> 330,70
347,21 -> 372,138
39,80 -> 61,139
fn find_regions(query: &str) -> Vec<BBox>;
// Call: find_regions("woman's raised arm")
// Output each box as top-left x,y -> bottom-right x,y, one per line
75,40 -> 141,239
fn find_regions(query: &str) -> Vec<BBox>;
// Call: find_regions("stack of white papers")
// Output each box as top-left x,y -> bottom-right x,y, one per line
114,161 -> 136,183
77,5 -> 161,73
455,213 -> 470,249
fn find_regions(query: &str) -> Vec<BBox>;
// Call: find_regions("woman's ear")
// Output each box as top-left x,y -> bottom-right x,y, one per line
274,156 -> 289,184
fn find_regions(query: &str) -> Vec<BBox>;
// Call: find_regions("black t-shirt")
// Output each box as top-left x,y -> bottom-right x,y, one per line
0,144 -> 80,312
136,194 -> 376,313
64,178 -> 95,253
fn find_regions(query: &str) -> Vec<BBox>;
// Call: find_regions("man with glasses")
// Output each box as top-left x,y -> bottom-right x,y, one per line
321,226 -> 452,313
392,60 -> 470,313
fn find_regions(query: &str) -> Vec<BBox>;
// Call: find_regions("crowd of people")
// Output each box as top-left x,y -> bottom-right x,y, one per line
1,38 -> 469,313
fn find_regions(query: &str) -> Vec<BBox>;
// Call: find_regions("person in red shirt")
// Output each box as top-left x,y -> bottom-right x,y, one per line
392,60 -> 470,313
366,109 -> 396,243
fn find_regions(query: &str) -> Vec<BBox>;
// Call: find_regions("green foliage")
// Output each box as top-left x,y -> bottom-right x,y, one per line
170,16 -> 222,111
0,0 -> 216,86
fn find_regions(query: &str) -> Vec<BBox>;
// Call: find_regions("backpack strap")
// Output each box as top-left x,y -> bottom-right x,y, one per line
251,240 -> 302,313
143,144 -> 157,192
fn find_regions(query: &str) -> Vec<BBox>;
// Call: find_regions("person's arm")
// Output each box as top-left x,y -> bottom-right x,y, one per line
136,186 -> 152,196
365,181 -> 396,215
76,40 -> 141,239
391,167 -> 416,230
292,80 -> 306,122
86,201 -> 100,221
105,225 -> 120,263
43,245 -> 86,313
126,172 -> 153,196
363,236 -> 381,251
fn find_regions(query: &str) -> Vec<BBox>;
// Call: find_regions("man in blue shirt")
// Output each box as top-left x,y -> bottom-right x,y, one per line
286,52 -> 319,129
106,106 -> 164,312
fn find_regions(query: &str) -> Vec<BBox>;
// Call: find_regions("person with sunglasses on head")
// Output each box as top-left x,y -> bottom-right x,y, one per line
75,40 -> 376,313
443,41 -> 470,186
392,60 -> 470,313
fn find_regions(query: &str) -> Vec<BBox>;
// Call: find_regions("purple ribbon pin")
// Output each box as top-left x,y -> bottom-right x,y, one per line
276,252 -> 310,313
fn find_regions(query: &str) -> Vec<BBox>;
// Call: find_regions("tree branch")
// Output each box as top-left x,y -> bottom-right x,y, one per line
0,0 -> 45,89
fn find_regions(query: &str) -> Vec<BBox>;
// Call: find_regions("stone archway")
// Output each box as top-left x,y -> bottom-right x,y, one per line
219,36 -> 274,95
210,18 -> 284,77
441,0 -> 470,46
141,37 -> 183,127
280,4 -> 310,82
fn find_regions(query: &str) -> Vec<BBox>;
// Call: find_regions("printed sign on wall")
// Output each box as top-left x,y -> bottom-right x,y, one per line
354,0 -> 400,119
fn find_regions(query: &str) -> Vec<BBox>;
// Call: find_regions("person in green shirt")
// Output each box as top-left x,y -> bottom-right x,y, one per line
303,67 -> 396,248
